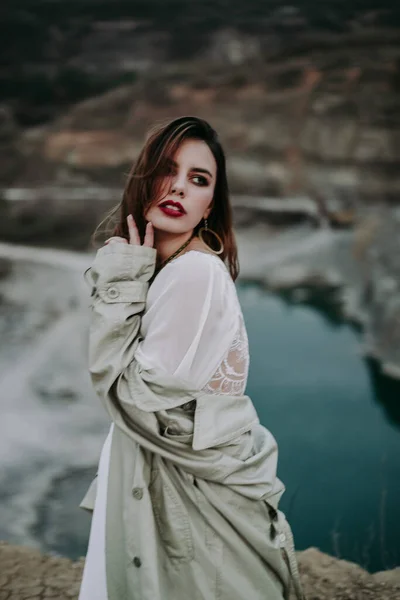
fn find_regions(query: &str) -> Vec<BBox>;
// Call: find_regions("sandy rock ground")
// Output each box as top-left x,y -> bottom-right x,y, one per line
0,541 -> 83,600
1,541 -> 399,600
297,548 -> 400,600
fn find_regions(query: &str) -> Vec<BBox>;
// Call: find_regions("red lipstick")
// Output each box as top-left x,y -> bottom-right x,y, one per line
158,200 -> 186,218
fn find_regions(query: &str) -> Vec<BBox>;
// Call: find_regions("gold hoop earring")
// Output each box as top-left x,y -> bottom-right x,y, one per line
198,218 -> 224,255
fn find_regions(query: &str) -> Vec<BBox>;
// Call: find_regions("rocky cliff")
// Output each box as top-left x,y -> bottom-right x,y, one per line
0,0 -> 399,197
1,541 -> 400,600
1,1 -> 400,377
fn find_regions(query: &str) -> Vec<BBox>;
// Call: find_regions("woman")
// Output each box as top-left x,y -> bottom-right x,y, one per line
79,116 -> 304,600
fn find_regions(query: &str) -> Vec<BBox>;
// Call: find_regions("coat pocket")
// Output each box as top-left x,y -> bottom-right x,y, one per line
148,466 -> 194,563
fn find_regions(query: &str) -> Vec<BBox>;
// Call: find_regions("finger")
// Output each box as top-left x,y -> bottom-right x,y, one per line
127,215 -> 141,245
143,222 -> 154,247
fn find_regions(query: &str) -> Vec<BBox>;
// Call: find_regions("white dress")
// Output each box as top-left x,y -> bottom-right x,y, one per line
79,251 -> 249,600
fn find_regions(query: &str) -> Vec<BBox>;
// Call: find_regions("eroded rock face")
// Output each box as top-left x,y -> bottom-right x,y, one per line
297,547 -> 400,600
357,208 -> 400,379
0,540 -> 84,600
0,3 -> 400,377
1,2 -> 399,203
235,206 -> 400,380
6,52 -> 400,202
1,541 -> 399,600
1,2 -> 399,123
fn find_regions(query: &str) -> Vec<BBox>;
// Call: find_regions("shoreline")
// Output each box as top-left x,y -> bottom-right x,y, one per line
1,540 -> 399,600
1,198 -> 400,382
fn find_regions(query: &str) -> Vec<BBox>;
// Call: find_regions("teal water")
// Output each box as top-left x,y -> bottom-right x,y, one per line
238,283 -> 400,572
11,277 -> 398,572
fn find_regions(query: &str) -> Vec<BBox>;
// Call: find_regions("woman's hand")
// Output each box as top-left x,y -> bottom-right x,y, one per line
105,215 -> 154,247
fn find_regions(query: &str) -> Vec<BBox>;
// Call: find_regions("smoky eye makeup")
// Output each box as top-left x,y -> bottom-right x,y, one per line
192,174 -> 209,186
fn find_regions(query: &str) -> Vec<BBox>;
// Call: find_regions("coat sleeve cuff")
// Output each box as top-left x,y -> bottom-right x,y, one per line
97,280 -> 149,303
88,244 -> 157,288
96,243 -> 157,261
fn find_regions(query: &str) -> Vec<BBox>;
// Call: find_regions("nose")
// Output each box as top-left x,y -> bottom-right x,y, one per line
170,176 -> 185,197
170,185 -> 184,197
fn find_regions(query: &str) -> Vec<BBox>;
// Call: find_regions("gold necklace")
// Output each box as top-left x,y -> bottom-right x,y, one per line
156,234 -> 194,273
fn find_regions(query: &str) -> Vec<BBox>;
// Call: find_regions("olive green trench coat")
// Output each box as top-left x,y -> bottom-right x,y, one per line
80,243 -> 304,600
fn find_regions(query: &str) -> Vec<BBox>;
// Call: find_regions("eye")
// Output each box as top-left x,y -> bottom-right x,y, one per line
191,175 -> 208,186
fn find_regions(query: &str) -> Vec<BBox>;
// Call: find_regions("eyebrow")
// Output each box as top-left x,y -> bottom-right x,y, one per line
170,160 -> 213,179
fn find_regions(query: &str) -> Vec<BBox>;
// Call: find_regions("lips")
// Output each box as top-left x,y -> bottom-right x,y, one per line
159,200 -> 186,214
158,200 -> 186,218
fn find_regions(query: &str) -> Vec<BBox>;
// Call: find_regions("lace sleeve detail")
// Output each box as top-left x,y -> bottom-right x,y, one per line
202,312 -> 249,396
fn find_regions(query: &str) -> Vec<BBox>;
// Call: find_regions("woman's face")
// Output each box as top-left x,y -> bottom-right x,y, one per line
145,139 -> 217,236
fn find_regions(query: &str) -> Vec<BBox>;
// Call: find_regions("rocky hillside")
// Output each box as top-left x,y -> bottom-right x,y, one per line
1,1 -> 400,379
1,0 -> 400,202
2,1 -> 399,125
1,541 -> 400,600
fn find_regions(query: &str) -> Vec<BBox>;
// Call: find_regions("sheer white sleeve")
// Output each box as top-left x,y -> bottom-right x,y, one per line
134,252 -> 240,390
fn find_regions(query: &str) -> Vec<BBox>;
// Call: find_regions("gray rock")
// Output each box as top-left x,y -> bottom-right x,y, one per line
1,541 -> 399,600
236,207 -> 400,379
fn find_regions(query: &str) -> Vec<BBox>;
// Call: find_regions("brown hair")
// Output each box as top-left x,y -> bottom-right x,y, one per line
93,116 -> 239,280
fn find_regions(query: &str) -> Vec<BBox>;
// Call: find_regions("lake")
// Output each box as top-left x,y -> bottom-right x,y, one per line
0,258 -> 399,573
239,283 -> 400,572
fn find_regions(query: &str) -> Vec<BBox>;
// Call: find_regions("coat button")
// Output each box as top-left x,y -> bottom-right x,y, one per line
279,532 -> 286,545
133,556 -> 142,568
107,286 -> 119,299
132,487 -> 143,500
